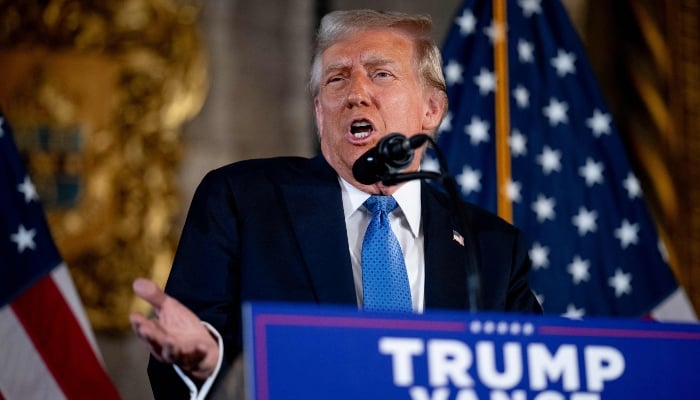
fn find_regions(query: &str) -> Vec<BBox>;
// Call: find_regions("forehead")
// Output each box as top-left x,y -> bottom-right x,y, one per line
320,28 -> 416,69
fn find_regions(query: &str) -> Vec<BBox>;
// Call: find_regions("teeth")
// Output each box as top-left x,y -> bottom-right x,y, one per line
350,120 -> 373,138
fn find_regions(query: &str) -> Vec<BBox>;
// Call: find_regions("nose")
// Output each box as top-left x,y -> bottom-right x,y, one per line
346,74 -> 371,108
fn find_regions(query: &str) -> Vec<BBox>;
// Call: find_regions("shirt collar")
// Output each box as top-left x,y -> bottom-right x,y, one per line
339,177 -> 422,238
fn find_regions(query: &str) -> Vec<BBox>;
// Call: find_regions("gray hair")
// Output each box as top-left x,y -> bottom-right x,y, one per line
309,9 -> 447,103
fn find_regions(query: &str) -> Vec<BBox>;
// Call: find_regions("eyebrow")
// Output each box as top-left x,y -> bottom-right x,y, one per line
323,56 -> 398,76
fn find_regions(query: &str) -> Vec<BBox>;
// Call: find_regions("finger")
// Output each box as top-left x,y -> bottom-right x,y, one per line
132,278 -> 169,310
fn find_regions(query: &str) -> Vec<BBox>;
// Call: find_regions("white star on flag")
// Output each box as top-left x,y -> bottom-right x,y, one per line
587,109 -> 612,137
512,85 -> 530,108
542,97 -> 569,126
505,179 -> 522,203
438,112 -> 453,135
517,39 -> 535,63
518,0 -> 543,17
567,255 -> 591,284
572,207 -> 598,236
550,49 -> 577,77
456,9 -> 477,35
456,166 -> 482,195
562,304 -> 585,320
444,60 -> 464,86
464,116 -> 490,145
532,194 -> 556,222
17,175 -> 39,203
609,268 -> 633,297
536,146 -> 562,174
509,130 -> 528,156
623,173 -> 642,199
615,219 -> 640,248
579,157 -> 604,187
529,242 -> 550,269
474,68 -> 496,95
11,224 -> 37,253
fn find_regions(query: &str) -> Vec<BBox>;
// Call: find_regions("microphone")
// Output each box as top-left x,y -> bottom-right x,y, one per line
352,133 -> 430,185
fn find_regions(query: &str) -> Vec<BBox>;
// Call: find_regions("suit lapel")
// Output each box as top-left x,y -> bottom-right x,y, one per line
279,156 -> 357,306
422,184 -> 470,310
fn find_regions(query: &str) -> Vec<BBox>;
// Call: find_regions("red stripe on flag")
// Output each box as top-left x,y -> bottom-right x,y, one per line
11,275 -> 120,399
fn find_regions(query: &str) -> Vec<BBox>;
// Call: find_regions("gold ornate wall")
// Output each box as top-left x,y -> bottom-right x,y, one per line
582,0 -> 700,313
0,0 -> 208,331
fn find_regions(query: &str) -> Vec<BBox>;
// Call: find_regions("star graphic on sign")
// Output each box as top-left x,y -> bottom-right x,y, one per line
551,49 -> 576,77
444,60 -> 464,86
484,20 -> 506,44
579,158 -> 604,187
11,224 -> 37,253
512,85 -> 530,108
456,166 -> 482,195
505,179 -> 522,203
562,304 -> 585,320
438,112 -> 452,135
517,39 -> 534,63
518,0 -> 542,17
542,97 -> 569,126
532,194 -> 556,222
509,129 -> 527,156
474,68 -> 496,95
586,109 -> 612,137
623,172 -> 641,199
455,9 -> 476,36
464,116 -> 490,145
529,242 -> 550,269
17,175 -> 39,203
536,146 -> 562,174
614,219 -> 639,249
572,207 -> 598,236
608,268 -> 632,297
567,255 -> 591,284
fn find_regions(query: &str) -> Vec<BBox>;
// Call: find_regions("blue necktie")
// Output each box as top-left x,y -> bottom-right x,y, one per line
361,195 -> 413,312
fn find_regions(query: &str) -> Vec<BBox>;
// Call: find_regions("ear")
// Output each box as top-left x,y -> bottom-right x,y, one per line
313,97 -> 324,137
421,89 -> 447,133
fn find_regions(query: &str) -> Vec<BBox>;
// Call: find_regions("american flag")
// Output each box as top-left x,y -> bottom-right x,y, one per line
427,0 -> 696,320
0,111 -> 120,399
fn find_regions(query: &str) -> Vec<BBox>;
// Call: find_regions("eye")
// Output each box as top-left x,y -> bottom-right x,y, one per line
325,74 -> 346,85
373,70 -> 394,79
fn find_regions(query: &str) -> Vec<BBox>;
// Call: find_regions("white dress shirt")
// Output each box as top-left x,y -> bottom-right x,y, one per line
339,177 -> 425,313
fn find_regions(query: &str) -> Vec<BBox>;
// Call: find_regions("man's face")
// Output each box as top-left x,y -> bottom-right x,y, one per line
314,28 -> 444,194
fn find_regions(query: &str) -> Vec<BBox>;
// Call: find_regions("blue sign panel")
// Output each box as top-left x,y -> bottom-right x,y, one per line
243,303 -> 700,400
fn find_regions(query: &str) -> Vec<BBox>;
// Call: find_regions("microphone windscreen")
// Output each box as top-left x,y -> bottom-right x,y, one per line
352,148 -> 387,185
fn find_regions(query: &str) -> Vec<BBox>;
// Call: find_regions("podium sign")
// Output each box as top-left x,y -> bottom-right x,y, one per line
243,303 -> 700,399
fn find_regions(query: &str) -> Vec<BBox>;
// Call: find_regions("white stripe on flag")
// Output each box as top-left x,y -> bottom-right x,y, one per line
0,306 -> 67,400
651,288 -> 698,323
51,263 -> 103,360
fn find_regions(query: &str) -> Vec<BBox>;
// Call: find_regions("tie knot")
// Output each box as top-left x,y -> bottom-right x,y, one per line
364,195 -> 398,215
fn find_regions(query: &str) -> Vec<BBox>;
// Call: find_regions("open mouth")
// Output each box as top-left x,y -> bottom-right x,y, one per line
350,119 -> 374,139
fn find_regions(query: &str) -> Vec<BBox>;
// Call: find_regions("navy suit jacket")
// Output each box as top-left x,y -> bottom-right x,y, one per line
148,155 -> 541,399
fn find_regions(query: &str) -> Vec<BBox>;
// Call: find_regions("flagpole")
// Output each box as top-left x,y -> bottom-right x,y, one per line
494,0 -> 512,223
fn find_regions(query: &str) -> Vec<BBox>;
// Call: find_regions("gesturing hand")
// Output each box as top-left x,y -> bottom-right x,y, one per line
129,278 -> 219,380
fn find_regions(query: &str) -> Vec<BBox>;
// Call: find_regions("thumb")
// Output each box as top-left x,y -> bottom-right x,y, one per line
133,278 -> 168,310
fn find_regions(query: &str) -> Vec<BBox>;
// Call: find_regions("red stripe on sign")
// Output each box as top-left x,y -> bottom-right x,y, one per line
11,275 -> 120,400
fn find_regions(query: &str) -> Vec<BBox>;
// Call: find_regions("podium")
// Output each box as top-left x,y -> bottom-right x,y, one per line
243,303 -> 700,399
